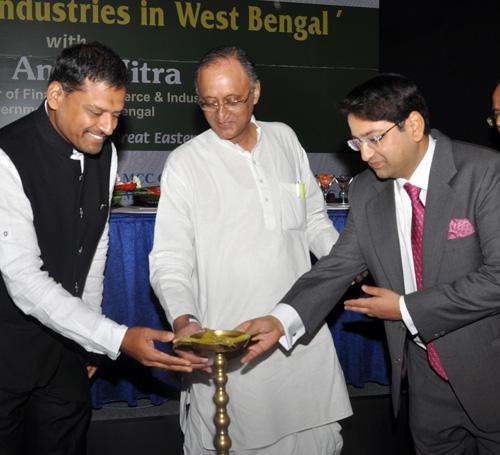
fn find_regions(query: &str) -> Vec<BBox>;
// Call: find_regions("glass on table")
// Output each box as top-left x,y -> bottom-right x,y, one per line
316,173 -> 335,200
333,175 -> 353,205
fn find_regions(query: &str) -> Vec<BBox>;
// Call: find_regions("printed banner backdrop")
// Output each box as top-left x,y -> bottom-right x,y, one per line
0,0 -> 378,183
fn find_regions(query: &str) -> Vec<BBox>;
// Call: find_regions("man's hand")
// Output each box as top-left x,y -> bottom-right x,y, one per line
86,365 -> 98,379
120,326 -> 194,372
235,316 -> 284,364
344,285 -> 402,320
173,315 -> 210,372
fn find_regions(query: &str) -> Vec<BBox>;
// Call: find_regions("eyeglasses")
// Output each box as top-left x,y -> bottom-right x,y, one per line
347,121 -> 404,152
486,112 -> 499,128
197,88 -> 254,112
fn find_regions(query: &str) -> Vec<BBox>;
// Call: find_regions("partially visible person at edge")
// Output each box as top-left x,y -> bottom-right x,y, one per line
488,81 -> 500,148
489,81 -> 500,132
149,45 -> 351,455
238,74 -> 500,455
0,42 -> 203,455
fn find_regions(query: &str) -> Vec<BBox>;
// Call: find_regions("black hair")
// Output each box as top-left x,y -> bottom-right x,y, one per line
48,41 -> 128,93
339,73 -> 430,134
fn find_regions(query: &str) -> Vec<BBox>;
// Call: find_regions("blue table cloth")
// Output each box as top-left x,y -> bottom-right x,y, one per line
91,209 -> 389,408
326,209 -> 389,387
91,213 -> 178,408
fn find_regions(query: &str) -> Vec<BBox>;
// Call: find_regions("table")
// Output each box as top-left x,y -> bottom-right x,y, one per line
91,208 -> 389,408
91,212 -> 178,408
326,208 -> 389,387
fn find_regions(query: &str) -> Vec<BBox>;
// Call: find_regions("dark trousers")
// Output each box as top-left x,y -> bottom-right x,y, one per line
407,341 -> 500,455
0,347 -> 91,455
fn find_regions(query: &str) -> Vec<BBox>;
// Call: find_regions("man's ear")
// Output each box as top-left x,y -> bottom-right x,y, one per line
252,80 -> 261,106
406,110 -> 426,142
46,81 -> 65,111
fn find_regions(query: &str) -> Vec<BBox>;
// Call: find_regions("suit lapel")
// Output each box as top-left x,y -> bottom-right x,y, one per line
366,180 -> 406,294
422,131 -> 458,287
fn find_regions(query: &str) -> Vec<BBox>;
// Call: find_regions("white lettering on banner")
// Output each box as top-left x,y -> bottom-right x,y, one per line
121,132 -> 195,146
122,60 -> 181,85
45,34 -> 86,49
123,132 -> 151,144
154,132 -> 195,144
10,57 -> 182,85
121,173 -> 160,185
12,56 -> 52,81
0,105 -> 36,115
121,106 -> 155,119
23,88 -> 45,100
125,92 -> 151,102
165,92 -> 198,103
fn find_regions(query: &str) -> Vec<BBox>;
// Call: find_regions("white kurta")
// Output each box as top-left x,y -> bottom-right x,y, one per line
150,119 -> 352,450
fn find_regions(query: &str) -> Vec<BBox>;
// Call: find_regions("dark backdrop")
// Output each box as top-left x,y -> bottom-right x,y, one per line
380,0 -> 500,149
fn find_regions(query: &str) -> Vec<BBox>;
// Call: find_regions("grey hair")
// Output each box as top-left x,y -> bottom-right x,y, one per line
194,46 -> 259,93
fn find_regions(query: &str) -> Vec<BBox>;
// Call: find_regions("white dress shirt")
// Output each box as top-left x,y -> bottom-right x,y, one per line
150,118 -> 351,449
276,136 -> 436,350
395,135 -> 436,348
0,136 -> 127,359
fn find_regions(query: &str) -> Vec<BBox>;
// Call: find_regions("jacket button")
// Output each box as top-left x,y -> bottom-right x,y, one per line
77,246 -> 83,255
79,207 -> 83,218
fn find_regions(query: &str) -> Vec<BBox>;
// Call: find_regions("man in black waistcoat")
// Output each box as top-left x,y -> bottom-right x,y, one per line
0,42 -> 200,455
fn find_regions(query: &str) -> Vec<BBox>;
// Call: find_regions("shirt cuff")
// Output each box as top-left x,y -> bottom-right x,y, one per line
399,295 -> 418,335
94,319 -> 129,360
400,296 -> 427,349
270,303 -> 305,350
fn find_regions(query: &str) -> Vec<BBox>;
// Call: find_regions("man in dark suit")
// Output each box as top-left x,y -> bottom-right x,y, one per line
238,74 -> 500,454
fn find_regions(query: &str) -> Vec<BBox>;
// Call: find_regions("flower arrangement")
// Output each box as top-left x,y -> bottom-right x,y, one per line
112,175 -> 161,207
134,185 -> 161,207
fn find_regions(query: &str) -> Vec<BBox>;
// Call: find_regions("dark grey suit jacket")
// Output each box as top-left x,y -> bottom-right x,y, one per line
283,130 -> 500,432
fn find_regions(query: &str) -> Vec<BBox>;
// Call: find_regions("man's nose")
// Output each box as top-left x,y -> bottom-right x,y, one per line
98,113 -> 117,136
214,103 -> 230,120
359,143 -> 375,162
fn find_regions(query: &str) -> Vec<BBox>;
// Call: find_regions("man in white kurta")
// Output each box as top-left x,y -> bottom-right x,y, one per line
149,46 -> 351,454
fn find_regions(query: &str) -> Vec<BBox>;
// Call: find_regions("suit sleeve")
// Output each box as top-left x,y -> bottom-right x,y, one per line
282,178 -> 368,335
406,159 -> 500,342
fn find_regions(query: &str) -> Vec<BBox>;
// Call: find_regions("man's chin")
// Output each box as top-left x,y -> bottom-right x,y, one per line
79,143 -> 104,155
371,168 -> 391,180
213,127 -> 236,141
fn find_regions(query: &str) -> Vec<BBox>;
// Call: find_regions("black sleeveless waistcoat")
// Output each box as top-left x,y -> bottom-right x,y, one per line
0,103 -> 111,389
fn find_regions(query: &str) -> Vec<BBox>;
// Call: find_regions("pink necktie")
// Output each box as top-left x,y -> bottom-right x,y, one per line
404,182 -> 448,380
